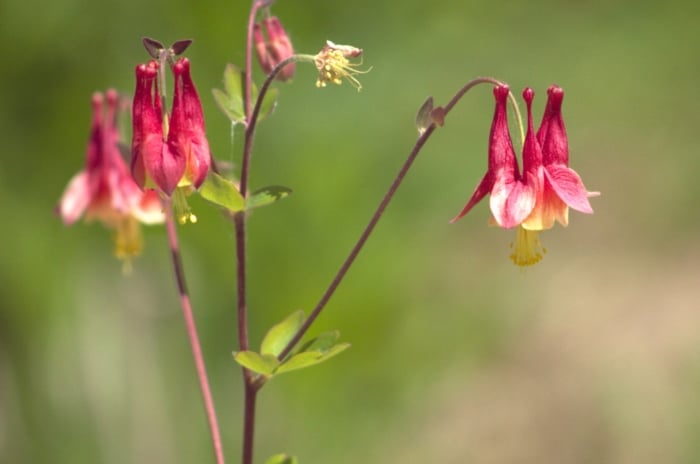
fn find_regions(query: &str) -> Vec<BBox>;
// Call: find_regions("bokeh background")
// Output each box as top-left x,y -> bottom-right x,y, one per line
2,0 -> 700,462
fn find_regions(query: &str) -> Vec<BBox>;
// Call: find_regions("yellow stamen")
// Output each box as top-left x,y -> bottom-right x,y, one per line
113,215 -> 143,274
173,187 -> 197,224
313,46 -> 370,91
509,226 -> 546,267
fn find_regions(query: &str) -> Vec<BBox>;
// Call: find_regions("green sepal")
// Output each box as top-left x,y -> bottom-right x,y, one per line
264,454 -> 298,464
245,186 -> 292,210
233,351 -> 280,376
199,172 -> 245,213
261,310 -> 305,357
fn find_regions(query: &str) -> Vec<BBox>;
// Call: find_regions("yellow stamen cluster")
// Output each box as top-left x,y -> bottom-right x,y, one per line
114,215 -> 144,274
509,226 -> 547,267
173,187 -> 198,224
314,41 -> 370,90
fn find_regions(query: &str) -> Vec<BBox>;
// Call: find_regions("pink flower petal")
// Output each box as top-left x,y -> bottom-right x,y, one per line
58,171 -> 91,225
490,175 -> 536,229
544,164 -> 593,214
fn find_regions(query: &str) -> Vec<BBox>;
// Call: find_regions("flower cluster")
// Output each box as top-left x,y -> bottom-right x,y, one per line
57,90 -> 164,269
253,16 -> 295,81
131,58 -> 211,223
452,84 -> 597,266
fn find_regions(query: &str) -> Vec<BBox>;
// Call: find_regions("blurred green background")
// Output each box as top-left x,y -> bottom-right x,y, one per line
2,0 -> 700,462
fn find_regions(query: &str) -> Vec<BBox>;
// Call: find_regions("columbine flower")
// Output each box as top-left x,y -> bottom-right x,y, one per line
314,40 -> 370,90
521,85 -> 598,231
130,58 -> 211,223
253,16 -> 295,81
451,84 -> 537,229
452,85 -> 596,267
58,90 -> 164,269
168,58 -> 211,191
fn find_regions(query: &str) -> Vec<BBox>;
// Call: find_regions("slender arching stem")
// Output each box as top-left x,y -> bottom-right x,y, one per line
276,77 -> 515,362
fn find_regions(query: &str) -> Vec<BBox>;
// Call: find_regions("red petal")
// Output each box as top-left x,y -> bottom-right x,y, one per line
544,164 -> 593,213
450,171 -> 492,223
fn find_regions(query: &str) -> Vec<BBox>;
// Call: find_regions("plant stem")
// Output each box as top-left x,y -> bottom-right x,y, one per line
277,76 -> 513,361
241,383 -> 258,464
163,197 -> 225,464
236,6 -> 273,463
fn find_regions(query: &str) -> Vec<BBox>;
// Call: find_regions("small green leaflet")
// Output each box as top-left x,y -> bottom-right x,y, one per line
246,186 -> 292,210
212,63 -> 279,125
199,172 -> 245,213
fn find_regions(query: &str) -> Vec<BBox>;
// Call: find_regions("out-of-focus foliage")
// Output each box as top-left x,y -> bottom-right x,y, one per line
2,0 -> 700,463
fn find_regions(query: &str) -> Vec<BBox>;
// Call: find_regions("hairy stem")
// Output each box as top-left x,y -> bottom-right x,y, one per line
163,197 -> 225,464
277,76 -> 511,360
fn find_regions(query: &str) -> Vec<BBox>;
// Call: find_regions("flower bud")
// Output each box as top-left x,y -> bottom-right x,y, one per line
254,16 -> 295,81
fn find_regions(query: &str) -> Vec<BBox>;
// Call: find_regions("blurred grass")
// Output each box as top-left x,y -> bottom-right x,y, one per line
1,0 -> 700,463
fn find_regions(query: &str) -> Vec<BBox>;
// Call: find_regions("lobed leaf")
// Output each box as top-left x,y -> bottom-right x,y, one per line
245,186 -> 292,210
199,172 -> 245,213
276,342 -> 351,375
233,351 -> 279,376
261,310 -> 305,357
297,330 -> 340,353
212,64 -> 246,124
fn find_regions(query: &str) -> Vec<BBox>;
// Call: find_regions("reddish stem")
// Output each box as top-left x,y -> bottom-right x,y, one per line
163,197 -> 225,464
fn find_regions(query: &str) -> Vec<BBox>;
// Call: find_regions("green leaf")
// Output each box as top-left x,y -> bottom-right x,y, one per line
233,351 -> 279,376
212,63 -> 278,124
297,330 -> 340,353
261,310 -> 305,357
276,343 -> 350,375
199,172 -> 245,213
212,64 -> 245,124
257,87 -> 279,121
245,186 -> 292,210
264,454 -> 298,464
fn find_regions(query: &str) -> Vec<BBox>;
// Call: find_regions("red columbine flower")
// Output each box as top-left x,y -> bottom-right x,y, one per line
452,85 -> 597,267
451,84 -> 537,229
253,16 -> 295,81
168,58 -> 211,190
130,58 -> 211,222
58,90 -> 164,269
521,85 -> 597,230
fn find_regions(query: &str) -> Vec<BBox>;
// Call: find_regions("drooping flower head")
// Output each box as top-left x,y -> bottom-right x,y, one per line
130,57 -> 211,223
58,90 -> 164,269
253,16 -> 295,81
509,88 -> 548,266
521,85 -> 597,230
451,84 -> 537,229
314,41 -> 370,90
452,84 -> 597,267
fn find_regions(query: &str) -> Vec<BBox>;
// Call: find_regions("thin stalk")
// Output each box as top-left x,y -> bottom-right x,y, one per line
163,197 -> 225,464
277,76 -> 513,361
236,7 -> 277,464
